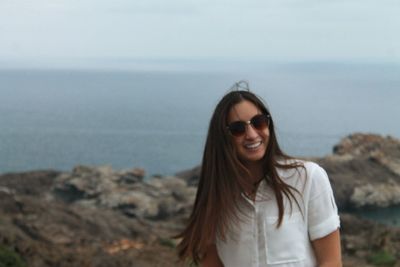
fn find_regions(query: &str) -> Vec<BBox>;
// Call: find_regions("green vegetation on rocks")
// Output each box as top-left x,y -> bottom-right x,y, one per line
158,237 -> 176,248
0,245 -> 26,267
367,250 -> 397,266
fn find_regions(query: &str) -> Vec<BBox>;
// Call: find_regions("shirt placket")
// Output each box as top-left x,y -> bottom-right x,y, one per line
253,203 -> 259,267
243,195 -> 259,267
255,182 -> 269,266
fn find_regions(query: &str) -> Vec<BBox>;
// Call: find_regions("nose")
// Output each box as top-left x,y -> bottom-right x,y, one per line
244,124 -> 259,139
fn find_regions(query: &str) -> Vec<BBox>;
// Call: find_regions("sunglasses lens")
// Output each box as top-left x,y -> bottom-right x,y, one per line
227,114 -> 270,137
228,122 -> 246,137
252,114 -> 269,130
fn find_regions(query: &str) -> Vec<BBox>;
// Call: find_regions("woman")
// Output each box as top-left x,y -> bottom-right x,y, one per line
176,83 -> 341,267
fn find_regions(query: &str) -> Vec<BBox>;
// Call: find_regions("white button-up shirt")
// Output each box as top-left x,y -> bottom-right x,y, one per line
216,161 -> 340,267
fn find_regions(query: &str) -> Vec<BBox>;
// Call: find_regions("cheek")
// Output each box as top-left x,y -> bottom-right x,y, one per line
233,137 -> 244,149
262,128 -> 270,140
229,136 -> 245,154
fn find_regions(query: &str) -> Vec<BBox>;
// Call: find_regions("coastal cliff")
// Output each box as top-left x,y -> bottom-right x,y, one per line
1,133 -> 400,266
318,133 -> 400,210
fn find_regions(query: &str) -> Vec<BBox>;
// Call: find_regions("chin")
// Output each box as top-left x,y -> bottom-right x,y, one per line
240,152 -> 266,164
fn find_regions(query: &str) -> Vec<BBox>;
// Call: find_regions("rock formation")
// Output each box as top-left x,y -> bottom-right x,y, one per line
0,168 -> 193,267
318,133 -> 400,209
1,133 -> 400,266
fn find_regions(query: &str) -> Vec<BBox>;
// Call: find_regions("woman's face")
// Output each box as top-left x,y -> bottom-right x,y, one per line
227,100 -> 270,166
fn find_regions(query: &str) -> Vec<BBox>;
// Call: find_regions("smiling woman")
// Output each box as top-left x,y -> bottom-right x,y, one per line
227,101 -> 270,165
175,82 -> 342,267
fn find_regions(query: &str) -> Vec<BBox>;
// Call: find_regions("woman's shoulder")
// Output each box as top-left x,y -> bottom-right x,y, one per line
277,158 -> 322,171
290,160 -> 332,192
302,160 -> 324,172
276,157 -> 322,172
276,158 -> 328,184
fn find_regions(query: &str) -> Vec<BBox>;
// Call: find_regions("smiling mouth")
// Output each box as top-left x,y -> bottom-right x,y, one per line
244,141 -> 262,150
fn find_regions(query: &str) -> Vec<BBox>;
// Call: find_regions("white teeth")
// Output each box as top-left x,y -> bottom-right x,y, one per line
244,141 -> 262,149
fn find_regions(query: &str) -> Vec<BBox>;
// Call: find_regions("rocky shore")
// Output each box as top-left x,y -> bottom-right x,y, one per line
1,133 -> 400,266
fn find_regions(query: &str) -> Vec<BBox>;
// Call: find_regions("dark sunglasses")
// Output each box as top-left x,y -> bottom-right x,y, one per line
226,114 -> 271,137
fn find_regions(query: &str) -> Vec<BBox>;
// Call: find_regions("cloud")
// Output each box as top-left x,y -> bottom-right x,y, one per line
0,0 -> 399,64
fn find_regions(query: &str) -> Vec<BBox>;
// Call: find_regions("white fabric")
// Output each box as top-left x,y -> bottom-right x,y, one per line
216,161 -> 340,267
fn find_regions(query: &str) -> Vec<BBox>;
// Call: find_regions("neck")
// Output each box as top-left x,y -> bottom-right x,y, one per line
245,161 -> 264,184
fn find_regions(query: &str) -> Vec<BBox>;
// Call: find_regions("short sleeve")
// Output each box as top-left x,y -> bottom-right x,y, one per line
307,164 -> 340,241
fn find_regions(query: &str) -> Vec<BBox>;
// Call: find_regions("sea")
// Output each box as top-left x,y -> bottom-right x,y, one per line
1,62 -> 400,224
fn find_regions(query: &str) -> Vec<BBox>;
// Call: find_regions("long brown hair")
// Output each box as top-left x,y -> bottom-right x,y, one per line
176,86 -> 303,264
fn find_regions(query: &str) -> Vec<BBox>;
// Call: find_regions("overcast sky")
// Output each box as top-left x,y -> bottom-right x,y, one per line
1,0 -> 399,68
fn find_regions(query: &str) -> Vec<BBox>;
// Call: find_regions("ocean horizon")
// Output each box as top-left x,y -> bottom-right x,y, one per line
1,62 -> 399,175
